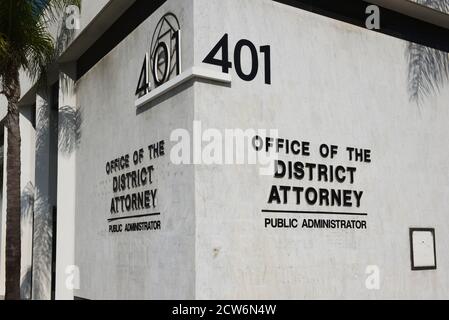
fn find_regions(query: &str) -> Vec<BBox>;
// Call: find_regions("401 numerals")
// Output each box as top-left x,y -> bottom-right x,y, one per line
203,34 -> 271,84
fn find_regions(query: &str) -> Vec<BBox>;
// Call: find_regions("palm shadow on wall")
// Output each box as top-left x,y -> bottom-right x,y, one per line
58,105 -> 82,155
34,10 -> 82,154
30,17 -> 82,299
406,0 -> 449,104
32,99 -> 81,299
30,189 -> 53,300
20,182 -> 34,300
56,15 -> 82,155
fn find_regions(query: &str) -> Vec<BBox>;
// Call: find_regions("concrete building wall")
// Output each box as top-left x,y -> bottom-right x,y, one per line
192,0 -> 449,299
55,64 -> 78,300
31,89 -> 55,300
70,0 -> 449,299
19,105 -> 36,300
2,0 -> 449,300
79,0 -> 112,31
73,0 -> 195,299
0,129 -> 7,298
0,97 -> 5,119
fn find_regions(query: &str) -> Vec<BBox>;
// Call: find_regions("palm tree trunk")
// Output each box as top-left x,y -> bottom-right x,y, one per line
4,67 -> 21,300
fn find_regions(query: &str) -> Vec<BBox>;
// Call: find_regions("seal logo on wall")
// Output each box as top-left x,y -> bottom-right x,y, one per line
135,13 -> 182,97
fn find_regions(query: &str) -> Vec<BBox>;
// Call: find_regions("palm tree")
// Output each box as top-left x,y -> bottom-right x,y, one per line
0,0 -> 79,300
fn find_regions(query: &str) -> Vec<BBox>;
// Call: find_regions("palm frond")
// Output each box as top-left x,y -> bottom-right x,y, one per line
23,22 -> 54,82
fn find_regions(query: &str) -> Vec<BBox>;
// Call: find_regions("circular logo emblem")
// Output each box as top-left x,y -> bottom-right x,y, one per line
149,13 -> 181,87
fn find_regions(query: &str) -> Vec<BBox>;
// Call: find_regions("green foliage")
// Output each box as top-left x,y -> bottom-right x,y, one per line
0,0 -> 81,90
